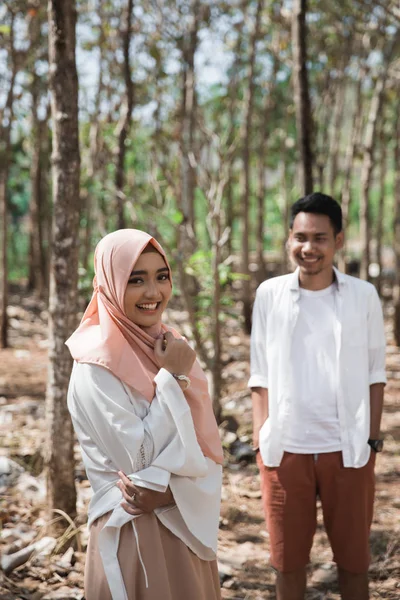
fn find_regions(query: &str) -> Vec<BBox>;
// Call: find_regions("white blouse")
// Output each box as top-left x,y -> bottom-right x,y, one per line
67,362 -> 222,600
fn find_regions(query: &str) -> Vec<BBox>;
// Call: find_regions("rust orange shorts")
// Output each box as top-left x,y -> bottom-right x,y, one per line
257,451 -> 376,573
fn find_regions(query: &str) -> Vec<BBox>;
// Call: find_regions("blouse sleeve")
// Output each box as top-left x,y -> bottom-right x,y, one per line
130,368 -> 208,491
68,362 -> 149,480
68,363 -> 208,494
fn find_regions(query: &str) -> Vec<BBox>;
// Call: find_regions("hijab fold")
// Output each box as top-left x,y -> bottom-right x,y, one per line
66,229 -> 223,465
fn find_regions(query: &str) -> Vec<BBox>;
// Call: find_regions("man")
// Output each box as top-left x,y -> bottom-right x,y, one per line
249,192 -> 386,600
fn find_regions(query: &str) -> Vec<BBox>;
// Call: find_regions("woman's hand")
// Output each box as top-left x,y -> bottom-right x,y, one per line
154,331 -> 196,377
117,471 -> 175,516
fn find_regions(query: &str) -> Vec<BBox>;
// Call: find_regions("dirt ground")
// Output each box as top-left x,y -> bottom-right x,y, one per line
0,288 -> 399,599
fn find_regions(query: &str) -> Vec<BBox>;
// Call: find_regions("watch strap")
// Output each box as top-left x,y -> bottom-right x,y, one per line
172,373 -> 191,389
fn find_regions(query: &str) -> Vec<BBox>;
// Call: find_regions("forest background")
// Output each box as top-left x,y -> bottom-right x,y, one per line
0,0 -> 400,599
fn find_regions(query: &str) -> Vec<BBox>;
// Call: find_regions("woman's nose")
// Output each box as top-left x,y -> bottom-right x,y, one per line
144,280 -> 159,297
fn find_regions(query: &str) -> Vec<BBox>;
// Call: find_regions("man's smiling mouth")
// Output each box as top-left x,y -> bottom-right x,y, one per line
300,257 -> 321,263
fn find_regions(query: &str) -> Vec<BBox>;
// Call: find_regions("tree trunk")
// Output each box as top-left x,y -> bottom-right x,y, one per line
292,0 -> 313,194
210,203 -> 223,423
280,149 -> 292,274
328,73 -> 346,196
359,77 -> 386,281
0,168 -> 9,349
28,75 -> 46,298
180,0 -> 200,238
46,0 -> 81,524
376,115 -> 387,296
393,102 -> 400,346
0,13 -> 17,350
359,33 -> 398,281
241,0 -> 263,334
41,113 -> 52,295
85,0 -> 107,261
314,71 -> 334,190
115,0 -> 134,230
225,3 -> 246,258
27,6 -> 46,297
338,68 -> 365,272
256,57 -> 278,285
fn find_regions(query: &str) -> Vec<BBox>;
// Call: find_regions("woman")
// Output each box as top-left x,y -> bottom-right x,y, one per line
66,229 -> 223,600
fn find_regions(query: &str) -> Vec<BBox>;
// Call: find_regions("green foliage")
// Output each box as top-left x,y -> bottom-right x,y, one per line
184,249 -> 241,335
8,228 -> 28,281
4,0 -> 400,285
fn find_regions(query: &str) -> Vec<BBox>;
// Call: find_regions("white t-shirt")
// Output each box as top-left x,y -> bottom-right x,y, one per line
283,283 -> 342,454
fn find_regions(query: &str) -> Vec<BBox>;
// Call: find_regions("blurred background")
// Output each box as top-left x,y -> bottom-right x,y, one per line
0,1 -> 399,598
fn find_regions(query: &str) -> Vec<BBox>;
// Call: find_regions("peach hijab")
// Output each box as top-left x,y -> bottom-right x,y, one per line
66,229 -> 223,465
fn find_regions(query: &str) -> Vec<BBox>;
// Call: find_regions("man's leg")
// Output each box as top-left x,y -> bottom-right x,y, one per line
316,451 -> 375,600
337,569 -> 369,600
276,568 -> 307,600
257,452 -> 317,600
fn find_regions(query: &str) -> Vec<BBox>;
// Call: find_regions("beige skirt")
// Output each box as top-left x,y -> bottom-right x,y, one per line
84,511 -> 221,600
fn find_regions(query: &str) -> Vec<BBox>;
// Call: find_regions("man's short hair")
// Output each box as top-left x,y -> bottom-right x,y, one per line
290,192 -> 342,234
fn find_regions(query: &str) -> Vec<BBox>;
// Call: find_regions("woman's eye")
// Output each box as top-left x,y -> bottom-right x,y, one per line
128,277 -> 143,284
158,274 -> 169,281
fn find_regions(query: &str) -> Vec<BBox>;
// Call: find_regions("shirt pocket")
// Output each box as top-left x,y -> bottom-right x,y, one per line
342,316 -> 367,347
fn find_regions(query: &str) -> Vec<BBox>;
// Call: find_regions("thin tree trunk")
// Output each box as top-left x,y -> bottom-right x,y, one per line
0,167 -> 9,349
256,58 -> 278,285
41,113 -> 52,295
376,115 -> 387,296
359,77 -> 386,281
46,0 -> 80,524
0,13 -> 17,350
280,150 -> 291,274
328,73 -> 346,196
225,2 -> 246,258
314,71 -> 334,190
225,91 -> 236,259
28,74 -> 45,297
85,0 -> 106,259
292,0 -> 313,194
27,7 -> 46,297
115,0 -> 134,229
241,0 -> 263,334
359,33 -> 398,280
210,202 -> 223,423
393,101 -> 400,346
180,0 -> 200,238
338,68 -> 365,272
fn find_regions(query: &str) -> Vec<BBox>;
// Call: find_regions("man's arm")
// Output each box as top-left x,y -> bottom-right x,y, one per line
251,387 -> 269,450
369,383 -> 384,439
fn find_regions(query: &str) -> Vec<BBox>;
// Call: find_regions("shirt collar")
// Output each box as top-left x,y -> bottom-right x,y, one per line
289,266 -> 346,296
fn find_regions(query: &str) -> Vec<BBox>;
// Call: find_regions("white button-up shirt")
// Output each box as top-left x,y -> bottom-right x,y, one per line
248,267 -> 386,468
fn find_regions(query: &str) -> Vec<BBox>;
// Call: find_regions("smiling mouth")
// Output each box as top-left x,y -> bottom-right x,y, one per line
136,302 -> 161,311
300,257 -> 321,263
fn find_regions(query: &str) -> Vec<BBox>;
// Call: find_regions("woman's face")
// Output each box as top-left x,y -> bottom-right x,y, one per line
124,248 -> 172,327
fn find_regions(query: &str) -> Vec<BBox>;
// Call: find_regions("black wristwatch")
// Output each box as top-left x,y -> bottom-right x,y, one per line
368,439 -> 384,453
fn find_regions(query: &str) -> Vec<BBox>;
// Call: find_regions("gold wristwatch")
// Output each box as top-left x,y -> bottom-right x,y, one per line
172,373 -> 191,390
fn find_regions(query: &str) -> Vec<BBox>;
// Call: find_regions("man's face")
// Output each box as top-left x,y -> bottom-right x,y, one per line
288,212 -> 344,277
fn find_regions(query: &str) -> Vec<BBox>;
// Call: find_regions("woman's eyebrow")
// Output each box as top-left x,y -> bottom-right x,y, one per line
129,267 -> 169,276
